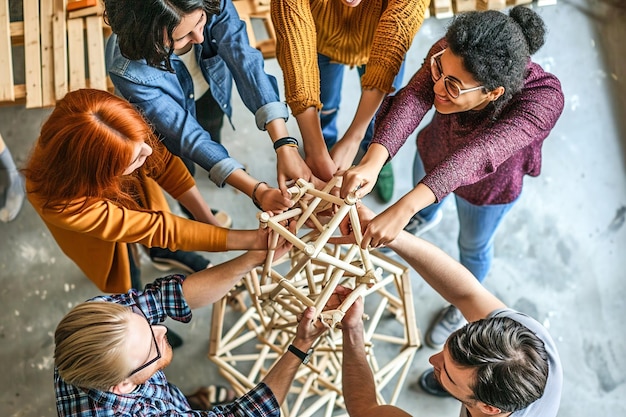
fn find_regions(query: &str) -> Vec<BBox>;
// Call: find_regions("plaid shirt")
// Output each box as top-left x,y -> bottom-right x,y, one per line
55,275 -> 281,417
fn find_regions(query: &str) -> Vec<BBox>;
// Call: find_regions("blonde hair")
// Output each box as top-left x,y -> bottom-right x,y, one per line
54,302 -> 133,391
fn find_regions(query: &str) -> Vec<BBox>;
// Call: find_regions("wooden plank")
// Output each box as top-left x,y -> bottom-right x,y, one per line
67,18 -> 86,91
85,15 -> 107,90
0,0 -> 14,102
454,0 -> 476,12
53,0 -> 68,100
40,0 -> 56,106
23,0 -> 43,108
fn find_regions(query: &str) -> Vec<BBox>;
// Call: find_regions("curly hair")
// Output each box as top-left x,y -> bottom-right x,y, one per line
23,89 -> 164,211
447,316 -> 549,412
446,5 -> 546,111
103,0 -> 221,72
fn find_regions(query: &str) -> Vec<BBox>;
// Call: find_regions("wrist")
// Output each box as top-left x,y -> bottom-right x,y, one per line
273,136 -> 299,151
251,181 -> 268,210
287,343 -> 313,364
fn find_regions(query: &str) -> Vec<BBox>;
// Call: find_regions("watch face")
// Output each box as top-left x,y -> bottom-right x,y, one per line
302,348 -> 313,365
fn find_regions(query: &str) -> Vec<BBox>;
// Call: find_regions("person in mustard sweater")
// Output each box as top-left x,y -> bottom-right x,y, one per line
271,0 -> 429,201
24,89 -> 271,295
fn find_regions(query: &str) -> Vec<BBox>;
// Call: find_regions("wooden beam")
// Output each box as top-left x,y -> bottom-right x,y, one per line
85,15 -> 107,90
23,0 -> 43,108
67,18 -> 86,91
53,0 -> 68,100
41,0 -> 56,106
0,0 -> 14,102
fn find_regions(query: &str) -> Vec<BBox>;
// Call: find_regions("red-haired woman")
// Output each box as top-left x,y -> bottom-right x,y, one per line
24,89 -> 268,295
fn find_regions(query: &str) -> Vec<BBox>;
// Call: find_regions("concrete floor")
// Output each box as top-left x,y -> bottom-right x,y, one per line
1,0 -> 625,415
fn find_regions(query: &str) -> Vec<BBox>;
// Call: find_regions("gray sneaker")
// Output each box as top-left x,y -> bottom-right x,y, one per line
404,210 -> 443,236
425,305 -> 467,349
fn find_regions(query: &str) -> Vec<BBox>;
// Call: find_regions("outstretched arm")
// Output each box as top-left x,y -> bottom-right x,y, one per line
387,229 -> 505,322
183,227 -> 293,309
262,306 -> 328,404
338,287 -> 411,417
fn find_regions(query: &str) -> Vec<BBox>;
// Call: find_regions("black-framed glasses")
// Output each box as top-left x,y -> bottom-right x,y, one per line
430,49 -> 485,99
128,306 -> 161,377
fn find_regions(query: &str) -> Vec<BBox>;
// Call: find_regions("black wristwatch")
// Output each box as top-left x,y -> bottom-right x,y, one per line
288,344 -> 313,365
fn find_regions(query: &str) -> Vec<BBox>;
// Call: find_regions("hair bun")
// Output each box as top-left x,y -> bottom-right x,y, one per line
509,5 -> 546,55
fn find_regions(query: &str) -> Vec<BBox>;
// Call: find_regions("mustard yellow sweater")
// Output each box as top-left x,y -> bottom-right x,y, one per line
271,0 -> 430,115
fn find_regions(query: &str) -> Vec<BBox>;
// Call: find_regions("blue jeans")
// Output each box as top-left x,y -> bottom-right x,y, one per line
318,54 -> 406,150
413,153 -> 516,282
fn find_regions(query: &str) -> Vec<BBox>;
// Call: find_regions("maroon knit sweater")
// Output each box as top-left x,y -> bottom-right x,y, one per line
372,42 -> 564,205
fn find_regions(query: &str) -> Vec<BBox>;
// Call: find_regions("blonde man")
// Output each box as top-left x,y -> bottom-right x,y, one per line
54,239 -> 328,416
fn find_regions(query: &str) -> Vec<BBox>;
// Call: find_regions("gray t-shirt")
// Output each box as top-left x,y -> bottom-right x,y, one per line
459,308 -> 563,417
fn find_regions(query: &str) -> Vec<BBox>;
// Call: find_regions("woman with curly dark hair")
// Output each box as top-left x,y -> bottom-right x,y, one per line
341,5 -> 564,372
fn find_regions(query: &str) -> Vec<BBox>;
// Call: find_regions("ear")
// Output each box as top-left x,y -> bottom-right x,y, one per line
110,378 -> 137,394
476,401 -> 504,415
486,86 -> 505,102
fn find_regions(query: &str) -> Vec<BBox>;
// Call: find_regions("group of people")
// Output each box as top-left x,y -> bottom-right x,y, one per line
16,0 -> 565,415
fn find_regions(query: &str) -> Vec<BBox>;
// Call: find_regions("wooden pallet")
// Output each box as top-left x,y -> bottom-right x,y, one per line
1,0 -> 111,108
233,0 -> 275,59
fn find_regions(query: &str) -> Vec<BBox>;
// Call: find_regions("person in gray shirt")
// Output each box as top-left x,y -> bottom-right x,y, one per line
334,205 -> 562,417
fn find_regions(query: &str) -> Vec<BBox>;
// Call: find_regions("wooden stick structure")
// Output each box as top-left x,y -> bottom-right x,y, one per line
208,179 -> 421,417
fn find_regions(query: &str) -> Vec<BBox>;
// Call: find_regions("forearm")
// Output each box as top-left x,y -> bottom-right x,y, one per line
359,143 -> 391,170
176,186 -> 219,225
224,169 -> 261,199
262,336 -> 316,405
387,231 -> 504,321
342,89 -> 386,145
342,322 -> 379,415
390,183 -> 437,220
295,108 -> 326,155
182,250 -> 265,309
265,118 -> 290,141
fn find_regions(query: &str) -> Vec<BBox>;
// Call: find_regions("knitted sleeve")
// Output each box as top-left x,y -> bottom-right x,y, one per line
361,0 -> 429,93
271,0 -> 322,116
371,42 -> 443,157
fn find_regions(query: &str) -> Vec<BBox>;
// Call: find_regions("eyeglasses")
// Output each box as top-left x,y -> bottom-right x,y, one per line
430,49 -> 485,99
127,306 -> 161,377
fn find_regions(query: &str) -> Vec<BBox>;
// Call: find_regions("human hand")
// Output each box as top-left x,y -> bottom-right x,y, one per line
258,185 -> 295,213
331,203 -> 376,245
332,285 -> 364,331
361,205 -> 413,249
294,306 -> 329,346
340,163 -> 380,199
276,147 -> 319,195
304,151 -> 337,182
329,136 -> 361,173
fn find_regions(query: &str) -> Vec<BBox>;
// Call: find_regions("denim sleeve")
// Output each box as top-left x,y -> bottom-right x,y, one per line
209,0 -> 288,129
108,70 -> 245,187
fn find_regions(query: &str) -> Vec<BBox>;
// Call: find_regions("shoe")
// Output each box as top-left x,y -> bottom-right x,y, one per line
150,247 -> 212,274
404,210 -> 443,237
425,305 -> 467,349
418,368 -> 451,397
211,209 -> 232,228
374,162 -> 394,203
165,327 -> 184,349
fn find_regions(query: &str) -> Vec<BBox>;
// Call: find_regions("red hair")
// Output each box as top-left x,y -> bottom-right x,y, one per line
24,89 -> 164,210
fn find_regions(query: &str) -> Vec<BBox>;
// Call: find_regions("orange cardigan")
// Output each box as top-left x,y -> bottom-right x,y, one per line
27,151 -> 228,293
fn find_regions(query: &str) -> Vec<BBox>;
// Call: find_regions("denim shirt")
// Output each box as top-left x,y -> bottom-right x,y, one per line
105,0 -> 289,186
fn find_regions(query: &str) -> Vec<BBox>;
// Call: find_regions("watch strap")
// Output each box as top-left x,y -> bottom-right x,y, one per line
288,344 -> 312,364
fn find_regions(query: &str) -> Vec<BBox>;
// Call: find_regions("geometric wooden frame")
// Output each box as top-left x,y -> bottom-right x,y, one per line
208,179 -> 421,417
